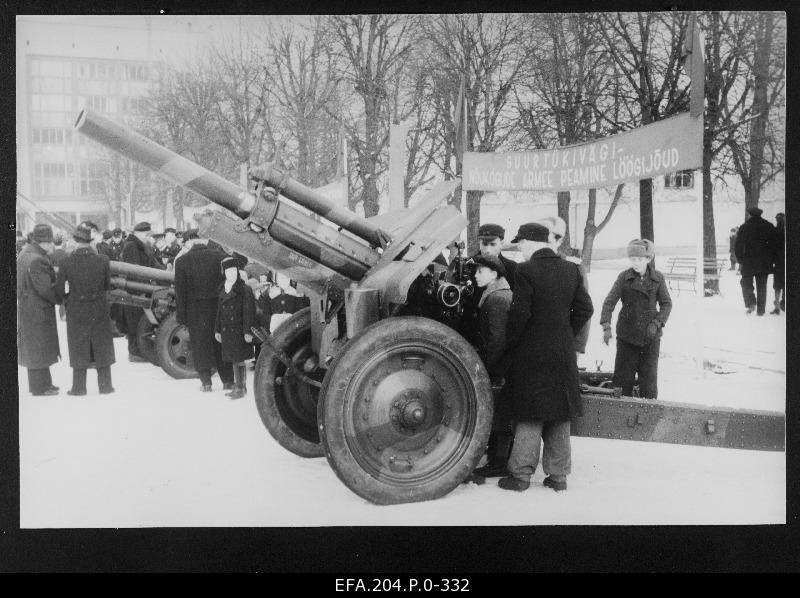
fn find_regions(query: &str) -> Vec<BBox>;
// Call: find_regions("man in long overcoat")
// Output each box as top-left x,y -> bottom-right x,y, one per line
120,222 -> 163,360
498,223 -> 594,493
734,206 -> 776,315
17,224 -> 61,395
174,231 -> 234,391
56,225 -> 116,395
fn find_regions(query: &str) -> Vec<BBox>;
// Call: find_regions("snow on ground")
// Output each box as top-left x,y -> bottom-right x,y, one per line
18,258 -> 785,527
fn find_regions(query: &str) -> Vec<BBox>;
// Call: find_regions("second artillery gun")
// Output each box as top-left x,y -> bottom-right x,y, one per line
76,108 -> 488,505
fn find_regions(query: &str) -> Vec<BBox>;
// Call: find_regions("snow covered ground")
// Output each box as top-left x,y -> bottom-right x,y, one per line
18,258 -> 786,527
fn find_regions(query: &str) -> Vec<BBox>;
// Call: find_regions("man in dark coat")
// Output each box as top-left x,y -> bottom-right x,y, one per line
109,228 -> 125,260
120,222 -> 163,360
734,206 -> 776,315
17,224 -> 61,395
599,239 -> 672,400
497,222 -> 594,493
771,213 -> 785,314
537,216 -> 591,354
460,223 -> 518,347
55,225 -> 116,395
215,257 -> 257,399
174,231 -> 235,391
96,230 -> 116,261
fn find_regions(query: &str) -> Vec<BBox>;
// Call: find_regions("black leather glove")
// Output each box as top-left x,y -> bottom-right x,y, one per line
644,320 -> 660,343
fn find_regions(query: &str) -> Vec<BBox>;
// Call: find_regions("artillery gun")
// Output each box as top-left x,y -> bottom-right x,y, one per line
76,108 -> 491,504
107,261 -> 196,380
75,109 -> 785,505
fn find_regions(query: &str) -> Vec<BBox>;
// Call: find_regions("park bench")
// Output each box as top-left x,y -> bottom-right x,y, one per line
663,257 -> 728,295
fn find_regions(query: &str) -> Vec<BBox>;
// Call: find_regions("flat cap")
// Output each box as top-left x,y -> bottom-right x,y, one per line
478,223 -> 505,240
747,207 -> 763,217
133,221 -> 152,232
511,222 -> 550,243
182,228 -> 199,241
472,254 -> 506,278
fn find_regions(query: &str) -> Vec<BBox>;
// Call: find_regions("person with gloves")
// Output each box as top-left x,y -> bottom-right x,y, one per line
215,257 -> 257,400
599,239 -> 672,400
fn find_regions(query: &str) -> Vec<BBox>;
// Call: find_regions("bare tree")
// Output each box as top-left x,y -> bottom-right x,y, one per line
265,17 -> 342,187
324,15 -> 416,216
726,11 -> 785,216
420,14 -> 530,252
210,26 -> 282,179
593,11 -> 691,243
516,12 -> 613,253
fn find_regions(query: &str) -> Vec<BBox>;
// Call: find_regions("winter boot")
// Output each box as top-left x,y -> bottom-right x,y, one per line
543,476 -> 567,492
473,431 -> 513,478
227,363 -> 246,399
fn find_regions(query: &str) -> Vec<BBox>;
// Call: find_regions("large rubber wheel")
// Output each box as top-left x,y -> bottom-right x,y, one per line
253,308 -> 324,458
154,312 -> 198,379
317,317 -> 493,505
136,313 -> 159,366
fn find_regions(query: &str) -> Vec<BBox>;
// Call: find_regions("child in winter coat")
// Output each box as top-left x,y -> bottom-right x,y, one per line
215,257 -> 257,399
599,239 -> 672,399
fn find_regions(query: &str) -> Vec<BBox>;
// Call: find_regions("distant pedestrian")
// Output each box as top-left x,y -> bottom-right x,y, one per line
771,213 -> 785,314
174,230 -> 235,391
268,273 -> 310,332
56,225 -> 116,395
497,223 -> 594,493
728,227 -> 739,272
96,230 -> 116,260
214,257 -> 257,399
734,207 -> 776,316
17,224 -> 61,396
600,239 -> 672,400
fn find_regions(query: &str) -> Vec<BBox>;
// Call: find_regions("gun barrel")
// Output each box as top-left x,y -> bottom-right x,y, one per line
249,164 -> 389,248
110,277 -> 172,296
109,260 -> 174,285
74,109 -> 254,217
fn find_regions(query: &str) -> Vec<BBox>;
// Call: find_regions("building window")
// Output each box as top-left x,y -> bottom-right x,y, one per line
78,162 -> 107,196
123,63 -> 148,81
81,95 -> 108,112
32,128 -> 72,145
33,161 -> 74,196
664,170 -> 694,189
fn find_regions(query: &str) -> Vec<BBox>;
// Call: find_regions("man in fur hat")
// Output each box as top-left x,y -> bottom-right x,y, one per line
600,239 -> 672,400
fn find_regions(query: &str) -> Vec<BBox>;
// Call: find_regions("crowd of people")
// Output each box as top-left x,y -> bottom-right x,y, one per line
17,205 -> 785,497
16,220 -> 309,400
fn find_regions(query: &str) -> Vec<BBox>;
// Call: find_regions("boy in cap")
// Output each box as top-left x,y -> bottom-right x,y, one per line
467,254 -> 514,482
498,222 -> 594,492
214,257 -> 257,399
17,224 -> 61,395
599,239 -> 672,400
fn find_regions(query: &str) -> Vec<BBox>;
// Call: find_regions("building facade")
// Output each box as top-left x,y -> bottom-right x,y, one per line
16,16 -> 210,234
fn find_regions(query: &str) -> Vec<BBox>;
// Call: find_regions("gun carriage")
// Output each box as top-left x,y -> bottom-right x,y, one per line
74,109 -> 785,505
107,261 -> 196,380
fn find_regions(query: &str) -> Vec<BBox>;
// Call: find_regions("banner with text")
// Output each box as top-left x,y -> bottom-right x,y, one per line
462,113 -> 703,192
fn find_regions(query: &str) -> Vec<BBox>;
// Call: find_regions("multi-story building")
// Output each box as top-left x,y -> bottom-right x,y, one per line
16,16 -> 212,234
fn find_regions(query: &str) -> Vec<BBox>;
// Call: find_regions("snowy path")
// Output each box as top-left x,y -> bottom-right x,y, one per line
18,260 -> 785,527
